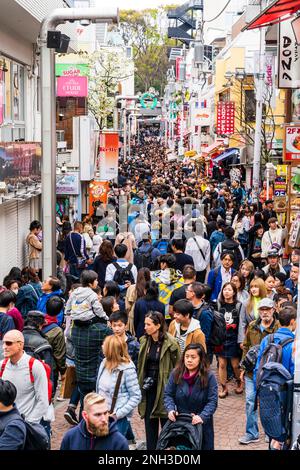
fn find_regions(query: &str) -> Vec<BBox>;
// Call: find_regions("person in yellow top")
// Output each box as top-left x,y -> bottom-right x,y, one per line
168,299 -> 206,353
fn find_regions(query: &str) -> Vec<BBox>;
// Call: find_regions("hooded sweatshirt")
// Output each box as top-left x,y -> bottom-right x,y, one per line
65,287 -> 108,322
169,318 -> 206,353
152,269 -> 184,320
60,417 -> 128,450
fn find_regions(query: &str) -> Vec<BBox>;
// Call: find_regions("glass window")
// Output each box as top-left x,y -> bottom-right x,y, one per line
4,58 -> 12,120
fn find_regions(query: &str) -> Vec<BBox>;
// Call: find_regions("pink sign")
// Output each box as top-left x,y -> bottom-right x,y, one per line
57,76 -> 88,97
0,71 -> 4,125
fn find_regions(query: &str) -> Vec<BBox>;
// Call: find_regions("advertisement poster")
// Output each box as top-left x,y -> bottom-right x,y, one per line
97,132 -> 119,181
0,142 -> 41,188
284,125 -> 300,162
89,180 -> 109,216
56,172 -> 79,195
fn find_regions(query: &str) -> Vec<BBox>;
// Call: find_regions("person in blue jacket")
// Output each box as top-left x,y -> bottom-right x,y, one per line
0,378 -> 27,450
36,276 -> 64,326
253,306 -> 296,451
15,268 -> 42,319
164,343 -> 218,450
60,392 -> 128,450
207,252 -> 236,303
254,306 -> 296,386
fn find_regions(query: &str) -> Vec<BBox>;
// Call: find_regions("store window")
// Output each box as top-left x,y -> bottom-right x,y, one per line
0,56 -> 25,141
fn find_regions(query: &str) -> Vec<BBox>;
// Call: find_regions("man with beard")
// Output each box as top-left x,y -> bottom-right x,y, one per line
60,393 -> 128,450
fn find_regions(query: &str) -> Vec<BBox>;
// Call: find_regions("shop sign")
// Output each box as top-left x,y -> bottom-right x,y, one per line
55,63 -> 89,77
278,20 -> 300,89
57,76 -> 88,97
284,125 -> 300,161
275,189 -> 286,197
217,102 -> 235,135
56,172 -> 79,195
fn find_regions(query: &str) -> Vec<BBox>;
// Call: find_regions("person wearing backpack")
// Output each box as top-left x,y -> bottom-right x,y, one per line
0,291 -> 16,344
238,298 -> 280,445
0,378 -> 27,450
213,227 -> 244,270
105,244 -> 137,298
0,330 -> 49,426
134,232 -> 161,271
184,221 -> 211,283
253,306 -> 296,450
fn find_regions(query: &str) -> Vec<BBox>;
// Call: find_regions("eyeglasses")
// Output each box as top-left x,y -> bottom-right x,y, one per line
3,341 -> 22,346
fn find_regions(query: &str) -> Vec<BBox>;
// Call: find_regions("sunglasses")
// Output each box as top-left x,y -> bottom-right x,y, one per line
3,340 -> 22,346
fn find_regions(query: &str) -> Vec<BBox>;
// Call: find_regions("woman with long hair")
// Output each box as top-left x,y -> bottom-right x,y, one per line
265,274 -> 276,300
125,267 -> 151,336
238,277 -> 267,345
15,267 -> 42,318
231,272 -> 249,305
239,259 -> 255,291
96,335 -> 141,437
93,240 -> 116,289
164,344 -> 218,450
247,224 -> 264,269
215,282 -> 245,398
138,311 -> 181,450
134,281 -> 165,340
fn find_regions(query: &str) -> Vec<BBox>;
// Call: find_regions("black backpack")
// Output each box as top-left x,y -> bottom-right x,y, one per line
210,309 -> 227,347
256,334 -> 294,388
134,245 -> 154,270
112,262 -> 135,286
23,419 -> 50,450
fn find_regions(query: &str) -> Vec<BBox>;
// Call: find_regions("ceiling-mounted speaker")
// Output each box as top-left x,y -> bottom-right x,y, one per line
56,34 -> 70,53
47,31 -> 62,49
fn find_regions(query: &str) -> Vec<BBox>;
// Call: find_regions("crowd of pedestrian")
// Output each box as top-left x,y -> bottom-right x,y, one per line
0,136 -> 298,451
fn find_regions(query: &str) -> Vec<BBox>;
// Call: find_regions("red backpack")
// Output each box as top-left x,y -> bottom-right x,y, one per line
0,357 -> 52,404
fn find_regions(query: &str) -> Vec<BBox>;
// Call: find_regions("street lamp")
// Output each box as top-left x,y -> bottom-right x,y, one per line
39,7 -> 118,278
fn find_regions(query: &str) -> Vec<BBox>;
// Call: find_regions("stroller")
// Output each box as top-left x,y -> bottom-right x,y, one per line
156,413 -> 202,450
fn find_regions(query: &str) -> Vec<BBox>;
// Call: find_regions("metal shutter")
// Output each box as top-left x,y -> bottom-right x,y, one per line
4,201 -> 19,273
17,200 -> 31,268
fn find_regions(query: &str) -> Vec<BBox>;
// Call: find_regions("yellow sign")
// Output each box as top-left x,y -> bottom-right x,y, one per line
277,165 -> 288,176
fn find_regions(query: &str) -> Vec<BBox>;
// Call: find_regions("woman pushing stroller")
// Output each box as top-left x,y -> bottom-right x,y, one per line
163,344 -> 218,450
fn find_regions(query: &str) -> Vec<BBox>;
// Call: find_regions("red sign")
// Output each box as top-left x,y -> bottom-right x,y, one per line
217,102 -> 235,135
284,125 -> 300,161
57,76 -> 88,97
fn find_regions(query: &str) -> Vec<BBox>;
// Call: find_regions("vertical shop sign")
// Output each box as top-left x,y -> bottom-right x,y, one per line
217,102 -> 235,135
97,132 -> 119,181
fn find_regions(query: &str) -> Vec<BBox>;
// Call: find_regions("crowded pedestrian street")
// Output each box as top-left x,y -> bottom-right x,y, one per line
1,0 -> 300,461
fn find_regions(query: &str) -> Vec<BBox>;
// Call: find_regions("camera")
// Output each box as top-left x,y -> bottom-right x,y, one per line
142,377 -> 155,391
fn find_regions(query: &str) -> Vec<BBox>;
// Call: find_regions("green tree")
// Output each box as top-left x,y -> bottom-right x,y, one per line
117,7 -> 178,94
87,48 -> 133,129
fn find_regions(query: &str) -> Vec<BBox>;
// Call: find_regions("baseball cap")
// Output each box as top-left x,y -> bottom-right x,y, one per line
257,298 -> 275,309
267,249 -> 280,257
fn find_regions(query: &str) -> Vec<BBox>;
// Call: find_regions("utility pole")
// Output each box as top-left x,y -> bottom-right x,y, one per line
252,0 -> 266,202
39,7 -> 118,278
292,268 -> 300,444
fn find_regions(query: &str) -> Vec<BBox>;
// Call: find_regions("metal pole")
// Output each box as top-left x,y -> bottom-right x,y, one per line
252,1 -> 266,202
41,46 -> 56,277
128,115 -> 131,160
39,7 -> 118,278
123,107 -> 127,162
292,269 -> 300,443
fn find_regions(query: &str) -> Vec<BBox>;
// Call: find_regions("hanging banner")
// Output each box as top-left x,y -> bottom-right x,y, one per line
97,132 -> 119,181
284,125 -> 300,162
57,76 -> 88,97
89,180 -> 109,216
278,20 -> 300,89
217,102 -> 235,135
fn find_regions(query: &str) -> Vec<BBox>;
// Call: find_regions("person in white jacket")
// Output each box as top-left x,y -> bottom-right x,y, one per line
96,335 -> 141,437
261,218 -> 286,259
185,230 -> 210,283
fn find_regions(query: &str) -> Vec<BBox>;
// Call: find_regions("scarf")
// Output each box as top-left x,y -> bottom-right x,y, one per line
183,370 -> 198,395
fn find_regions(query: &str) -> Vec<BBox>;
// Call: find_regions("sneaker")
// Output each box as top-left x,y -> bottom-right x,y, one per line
64,407 -> 79,426
238,434 -> 259,445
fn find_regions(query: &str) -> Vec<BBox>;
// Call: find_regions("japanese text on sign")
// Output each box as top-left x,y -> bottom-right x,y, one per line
217,102 -> 235,135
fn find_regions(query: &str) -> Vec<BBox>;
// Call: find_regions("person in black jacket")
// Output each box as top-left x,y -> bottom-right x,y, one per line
22,311 -> 53,371
93,240 -> 116,289
0,378 -> 27,450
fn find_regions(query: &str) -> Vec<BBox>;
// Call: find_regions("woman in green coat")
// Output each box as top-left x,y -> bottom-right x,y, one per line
138,311 -> 181,450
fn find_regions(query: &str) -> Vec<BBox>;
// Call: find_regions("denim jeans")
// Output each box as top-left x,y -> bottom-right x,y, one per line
116,417 -> 130,437
245,376 -> 259,439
